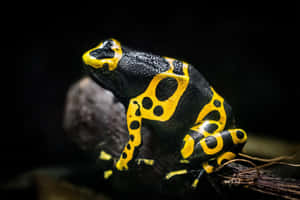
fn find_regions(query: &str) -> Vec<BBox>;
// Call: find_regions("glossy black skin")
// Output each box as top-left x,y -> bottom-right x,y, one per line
84,40 -> 235,152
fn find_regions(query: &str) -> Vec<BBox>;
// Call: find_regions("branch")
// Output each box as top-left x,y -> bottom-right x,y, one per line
63,77 -> 300,199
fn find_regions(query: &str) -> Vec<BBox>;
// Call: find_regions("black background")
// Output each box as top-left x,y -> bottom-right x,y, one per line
12,3 -> 298,186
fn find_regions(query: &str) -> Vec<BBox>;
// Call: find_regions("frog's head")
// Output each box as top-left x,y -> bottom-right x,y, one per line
82,38 -> 127,102
82,38 -> 170,105
82,38 -> 122,71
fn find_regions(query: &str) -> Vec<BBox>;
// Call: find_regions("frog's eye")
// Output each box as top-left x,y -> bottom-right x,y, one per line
82,38 -> 123,71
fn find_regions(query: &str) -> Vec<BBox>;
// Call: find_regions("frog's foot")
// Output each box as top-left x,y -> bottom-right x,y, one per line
136,158 -> 155,166
99,150 -> 114,161
104,169 -> 113,179
165,169 -> 189,180
191,168 -> 205,189
165,168 -> 206,189
190,151 -> 239,188
98,150 -> 116,179
99,151 -> 155,178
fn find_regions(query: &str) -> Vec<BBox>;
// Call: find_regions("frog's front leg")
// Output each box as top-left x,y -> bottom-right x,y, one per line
116,100 -> 143,171
99,150 -> 154,179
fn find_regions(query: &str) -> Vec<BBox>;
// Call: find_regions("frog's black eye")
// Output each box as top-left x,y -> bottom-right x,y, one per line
89,48 -> 115,60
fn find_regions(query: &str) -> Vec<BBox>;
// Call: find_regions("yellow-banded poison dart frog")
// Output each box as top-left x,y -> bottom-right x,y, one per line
82,38 -> 247,188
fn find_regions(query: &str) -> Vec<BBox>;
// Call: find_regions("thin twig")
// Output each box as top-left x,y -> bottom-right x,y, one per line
215,158 -> 260,177
239,153 -> 300,167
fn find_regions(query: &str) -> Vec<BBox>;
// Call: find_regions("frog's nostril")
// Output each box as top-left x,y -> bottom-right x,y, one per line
89,48 -> 115,60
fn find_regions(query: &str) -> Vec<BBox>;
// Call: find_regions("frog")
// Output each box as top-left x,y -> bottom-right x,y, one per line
82,38 -> 247,188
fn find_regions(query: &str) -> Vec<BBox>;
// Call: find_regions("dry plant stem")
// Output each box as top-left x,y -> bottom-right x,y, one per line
216,158 -> 300,199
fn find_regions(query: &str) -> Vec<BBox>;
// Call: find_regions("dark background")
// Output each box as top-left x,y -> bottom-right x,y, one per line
12,3 -> 298,187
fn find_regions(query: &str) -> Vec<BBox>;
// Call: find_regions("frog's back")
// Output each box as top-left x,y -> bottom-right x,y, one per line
145,61 -> 235,143
187,65 -> 235,130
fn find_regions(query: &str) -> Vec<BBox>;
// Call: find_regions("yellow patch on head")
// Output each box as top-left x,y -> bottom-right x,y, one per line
82,38 -> 122,71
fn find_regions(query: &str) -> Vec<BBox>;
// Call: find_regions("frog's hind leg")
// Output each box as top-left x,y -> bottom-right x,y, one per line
190,128 -> 247,188
198,129 -> 247,174
178,121 -> 247,188
190,151 -> 237,188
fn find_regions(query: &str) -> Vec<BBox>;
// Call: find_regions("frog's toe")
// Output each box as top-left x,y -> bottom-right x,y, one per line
104,169 -> 113,179
136,158 -> 155,166
99,150 -> 114,161
191,169 -> 205,189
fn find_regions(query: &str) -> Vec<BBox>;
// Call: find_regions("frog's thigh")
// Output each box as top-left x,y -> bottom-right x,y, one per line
199,128 -> 247,173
